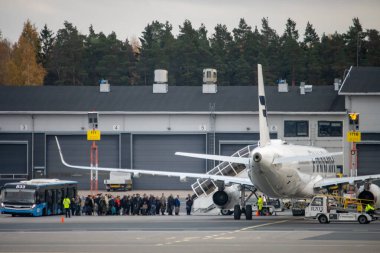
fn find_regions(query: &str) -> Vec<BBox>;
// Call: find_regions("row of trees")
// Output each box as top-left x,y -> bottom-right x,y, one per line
1,18 -> 379,86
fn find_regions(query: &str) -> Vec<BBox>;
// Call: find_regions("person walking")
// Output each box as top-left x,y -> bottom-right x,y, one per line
63,196 -> 71,218
257,195 -> 264,216
160,193 -> 166,215
174,195 -> 181,215
167,194 -> 174,215
365,202 -> 375,216
185,194 -> 193,215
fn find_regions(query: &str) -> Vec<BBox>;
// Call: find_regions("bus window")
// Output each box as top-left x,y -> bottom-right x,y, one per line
3,189 -> 35,204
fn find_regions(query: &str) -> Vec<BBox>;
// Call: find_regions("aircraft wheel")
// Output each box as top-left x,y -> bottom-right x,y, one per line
221,209 -> 232,216
233,205 -> 241,220
245,205 -> 252,220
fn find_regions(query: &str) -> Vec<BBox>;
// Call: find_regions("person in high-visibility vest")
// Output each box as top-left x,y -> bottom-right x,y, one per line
365,203 -> 375,216
257,195 -> 264,216
63,196 -> 71,218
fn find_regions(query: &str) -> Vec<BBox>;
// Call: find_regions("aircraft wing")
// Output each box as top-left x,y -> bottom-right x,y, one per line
314,174 -> 380,188
175,152 -> 251,165
55,137 -> 253,186
272,152 -> 343,165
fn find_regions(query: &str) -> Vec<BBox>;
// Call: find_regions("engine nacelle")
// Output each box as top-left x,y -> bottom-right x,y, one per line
358,183 -> 380,209
212,184 -> 240,210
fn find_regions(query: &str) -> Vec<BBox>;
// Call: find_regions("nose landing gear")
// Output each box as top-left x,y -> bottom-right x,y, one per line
233,185 -> 256,220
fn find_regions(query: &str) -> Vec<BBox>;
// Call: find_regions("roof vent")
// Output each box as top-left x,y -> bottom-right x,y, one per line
153,69 -> 168,93
203,69 -> 217,93
278,79 -> 288,92
304,85 -> 313,93
100,79 -> 110,93
300,82 -> 305,95
334,78 -> 341,91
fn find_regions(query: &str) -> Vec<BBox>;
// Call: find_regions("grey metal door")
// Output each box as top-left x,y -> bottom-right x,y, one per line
357,144 -> 380,186
132,134 -> 206,190
0,143 -> 28,174
46,135 -> 119,190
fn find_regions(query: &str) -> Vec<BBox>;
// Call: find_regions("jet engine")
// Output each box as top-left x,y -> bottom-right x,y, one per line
358,183 -> 380,209
212,184 -> 240,210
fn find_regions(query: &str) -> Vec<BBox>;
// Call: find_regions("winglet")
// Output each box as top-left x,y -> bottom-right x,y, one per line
55,136 -> 70,168
258,64 -> 270,147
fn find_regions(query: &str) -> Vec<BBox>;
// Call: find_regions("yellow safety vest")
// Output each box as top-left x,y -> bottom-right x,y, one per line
257,197 -> 263,210
365,204 -> 375,212
63,198 -> 71,209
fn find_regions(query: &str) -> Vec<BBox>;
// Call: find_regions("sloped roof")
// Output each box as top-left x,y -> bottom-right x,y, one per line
339,66 -> 380,94
0,85 -> 345,113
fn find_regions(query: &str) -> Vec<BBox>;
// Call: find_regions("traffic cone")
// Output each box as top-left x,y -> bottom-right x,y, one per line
61,216 -> 64,223
256,211 -> 259,216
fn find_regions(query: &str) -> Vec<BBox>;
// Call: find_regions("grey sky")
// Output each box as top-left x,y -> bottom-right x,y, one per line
1,0 -> 380,43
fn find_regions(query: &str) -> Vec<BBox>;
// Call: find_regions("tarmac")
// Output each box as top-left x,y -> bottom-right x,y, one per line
1,211 -> 379,253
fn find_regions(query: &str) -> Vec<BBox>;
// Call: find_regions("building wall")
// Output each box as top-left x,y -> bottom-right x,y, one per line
0,112 -> 346,189
343,95 -> 380,176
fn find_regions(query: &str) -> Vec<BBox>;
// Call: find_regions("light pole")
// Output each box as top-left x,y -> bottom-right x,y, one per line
356,31 -> 362,67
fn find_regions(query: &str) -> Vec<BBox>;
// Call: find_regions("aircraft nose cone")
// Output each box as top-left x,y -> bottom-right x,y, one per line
253,152 -> 262,162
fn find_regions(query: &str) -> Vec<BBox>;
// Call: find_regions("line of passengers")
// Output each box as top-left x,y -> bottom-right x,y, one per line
69,193 -> 194,216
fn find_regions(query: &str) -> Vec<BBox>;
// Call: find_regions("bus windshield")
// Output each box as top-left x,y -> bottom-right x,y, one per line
3,189 -> 35,204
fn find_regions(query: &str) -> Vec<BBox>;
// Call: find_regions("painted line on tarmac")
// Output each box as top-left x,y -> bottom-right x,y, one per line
239,219 -> 289,231
156,220 -> 289,246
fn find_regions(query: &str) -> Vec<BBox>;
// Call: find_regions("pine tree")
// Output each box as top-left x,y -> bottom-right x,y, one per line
210,24 -> 233,85
48,21 -> 86,85
280,18 -> 303,86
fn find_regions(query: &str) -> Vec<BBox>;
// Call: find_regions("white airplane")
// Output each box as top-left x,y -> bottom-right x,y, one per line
56,64 -> 380,220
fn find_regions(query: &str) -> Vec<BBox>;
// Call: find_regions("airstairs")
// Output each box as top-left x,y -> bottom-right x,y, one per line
192,144 -> 257,213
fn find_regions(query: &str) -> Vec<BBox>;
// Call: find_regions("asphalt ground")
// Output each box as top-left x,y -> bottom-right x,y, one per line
0,212 -> 380,253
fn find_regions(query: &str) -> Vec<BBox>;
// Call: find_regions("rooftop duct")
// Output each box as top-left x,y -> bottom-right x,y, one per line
202,69 -> 217,93
278,79 -> 288,92
153,69 -> 168,93
99,80 -> 110,93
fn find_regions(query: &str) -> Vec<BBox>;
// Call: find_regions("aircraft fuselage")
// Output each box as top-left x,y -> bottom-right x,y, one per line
248,140 -> 337,198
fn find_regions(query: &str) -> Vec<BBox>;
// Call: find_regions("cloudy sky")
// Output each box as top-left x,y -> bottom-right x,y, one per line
1,0 -> 380,43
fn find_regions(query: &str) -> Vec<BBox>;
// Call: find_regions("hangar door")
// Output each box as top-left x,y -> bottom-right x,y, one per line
0,142 -> 28,175
46,135 -> 119,190
132,134 -> 206,190
357,144 -> 380,186
220,143 -> 256,156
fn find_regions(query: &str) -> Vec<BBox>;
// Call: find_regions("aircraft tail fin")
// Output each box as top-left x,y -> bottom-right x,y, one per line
258,64 -> 270,147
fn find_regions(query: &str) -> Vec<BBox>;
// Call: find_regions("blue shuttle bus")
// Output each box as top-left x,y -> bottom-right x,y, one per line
0,179 -> 78,217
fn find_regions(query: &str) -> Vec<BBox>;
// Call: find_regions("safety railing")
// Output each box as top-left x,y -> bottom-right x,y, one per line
191,144 -> 257,197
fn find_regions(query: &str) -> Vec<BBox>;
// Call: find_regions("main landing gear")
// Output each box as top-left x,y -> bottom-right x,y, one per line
233,185 -> 257,220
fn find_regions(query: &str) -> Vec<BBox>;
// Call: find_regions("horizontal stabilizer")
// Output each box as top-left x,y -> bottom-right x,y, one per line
175,152 -> 251,165
314,174 -> 380,188
272,152 -> 343,165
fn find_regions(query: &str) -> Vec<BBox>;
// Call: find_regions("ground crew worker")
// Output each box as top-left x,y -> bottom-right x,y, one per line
365,203 -> 375,216
63,196 -> 71,218
257,195 -> 263,216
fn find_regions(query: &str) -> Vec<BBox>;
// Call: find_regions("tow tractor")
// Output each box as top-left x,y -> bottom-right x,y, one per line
305,195 -> 375,224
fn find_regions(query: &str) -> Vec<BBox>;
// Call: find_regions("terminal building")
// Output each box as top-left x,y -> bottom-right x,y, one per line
0,67 -> 379,190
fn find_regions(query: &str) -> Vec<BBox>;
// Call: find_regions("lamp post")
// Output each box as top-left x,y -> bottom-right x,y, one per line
356,31 -> 362,67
